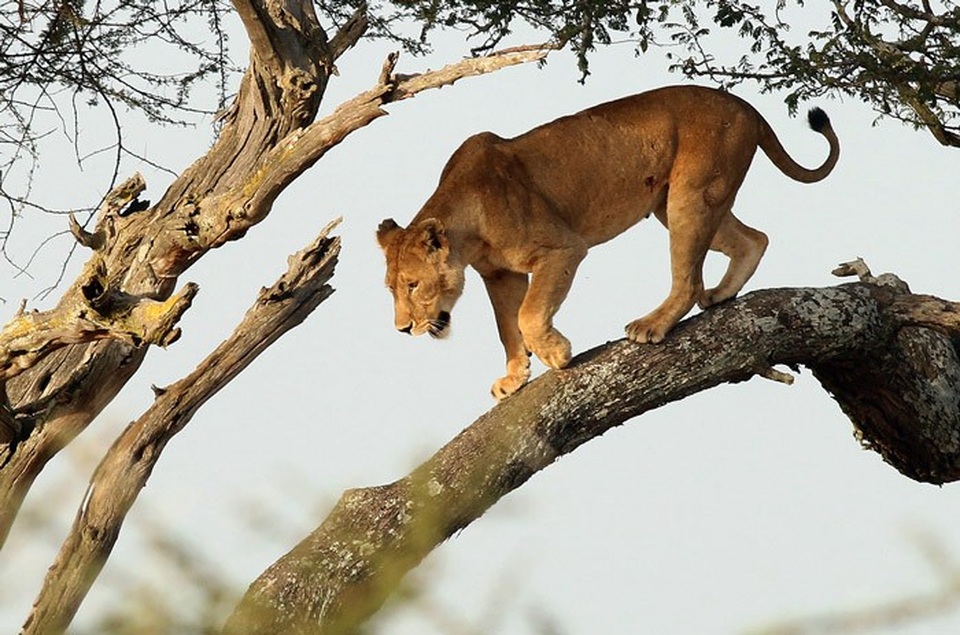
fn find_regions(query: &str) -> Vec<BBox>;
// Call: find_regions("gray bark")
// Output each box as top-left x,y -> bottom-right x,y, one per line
224,270 -> 960,634
22,222 -> 341,635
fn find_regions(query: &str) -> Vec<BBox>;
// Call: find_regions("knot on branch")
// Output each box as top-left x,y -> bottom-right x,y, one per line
69,173 -> 147,250
96,283 -> 199,348
280,69 -> 321,124
755,363 -> 795,385
0,282 -> 197,382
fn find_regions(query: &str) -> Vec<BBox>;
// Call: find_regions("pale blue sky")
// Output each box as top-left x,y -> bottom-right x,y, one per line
2,11 -> 960,635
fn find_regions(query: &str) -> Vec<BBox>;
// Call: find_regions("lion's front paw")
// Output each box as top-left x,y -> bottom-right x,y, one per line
625,316 -> 670,344
490,357 -> 532,401
525,329 -> 571,370
491,373 -> 527,401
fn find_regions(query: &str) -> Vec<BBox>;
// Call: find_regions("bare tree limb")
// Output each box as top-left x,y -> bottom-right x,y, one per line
242,43 -> 556,221
2,0 -> 343,521
329,3 -> 370,64
224,272 -> 960,634
22,220 -> 341,635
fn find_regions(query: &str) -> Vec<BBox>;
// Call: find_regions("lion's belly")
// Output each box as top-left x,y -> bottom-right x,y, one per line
555,179 -> 668,247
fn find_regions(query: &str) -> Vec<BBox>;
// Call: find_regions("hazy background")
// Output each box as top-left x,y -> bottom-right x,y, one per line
2,13 -> 960,635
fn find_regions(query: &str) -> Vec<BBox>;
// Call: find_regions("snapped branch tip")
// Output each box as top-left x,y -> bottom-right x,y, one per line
379,52 -> 400,85
832,257 -> 873,281
756,365 -> 795,386
68,213 -> 99,249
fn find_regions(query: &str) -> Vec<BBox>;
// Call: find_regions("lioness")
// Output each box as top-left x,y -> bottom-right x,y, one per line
377,85 -> 839,400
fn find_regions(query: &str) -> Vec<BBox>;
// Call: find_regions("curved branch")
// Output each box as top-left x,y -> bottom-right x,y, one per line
225,276 -> 960,634
232,0 -> 300,74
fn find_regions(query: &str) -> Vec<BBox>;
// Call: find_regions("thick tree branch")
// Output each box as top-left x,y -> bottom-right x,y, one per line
244,43 -> 556,219
225,273 -> 960,634
0,342 -> 146,544
232,0 -> 334,77
891,294 -> 960,332
232,0 -> 285,73
834,257 -> 960,347
22,221 -> 341,635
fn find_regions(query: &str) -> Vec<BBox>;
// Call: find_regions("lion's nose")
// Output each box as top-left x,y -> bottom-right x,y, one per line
398,324 -> 413,335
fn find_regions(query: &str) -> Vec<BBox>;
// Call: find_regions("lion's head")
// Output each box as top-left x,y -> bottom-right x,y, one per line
376,218 -> 465,338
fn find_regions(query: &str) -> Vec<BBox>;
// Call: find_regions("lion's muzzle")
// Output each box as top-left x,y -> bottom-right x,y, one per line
395,310 -> 451,338
428,311 -> 451,339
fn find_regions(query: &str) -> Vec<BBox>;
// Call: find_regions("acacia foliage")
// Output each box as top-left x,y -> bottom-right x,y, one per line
675,1 -> 960,147
1,1 -> 955,227
398,0 -> 960,146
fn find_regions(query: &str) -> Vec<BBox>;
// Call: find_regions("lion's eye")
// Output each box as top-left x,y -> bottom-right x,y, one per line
407,281 -> 419,292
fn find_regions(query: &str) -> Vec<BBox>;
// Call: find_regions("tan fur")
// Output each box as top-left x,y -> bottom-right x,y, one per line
377,85 -> 840,400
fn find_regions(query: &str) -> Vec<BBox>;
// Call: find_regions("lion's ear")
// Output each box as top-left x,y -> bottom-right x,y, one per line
418,218 -> 447,254
376,218 -> 401,250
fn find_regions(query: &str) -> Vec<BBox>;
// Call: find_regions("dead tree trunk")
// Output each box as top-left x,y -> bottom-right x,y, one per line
1,2 -> 552,632
1,0 -> 352,546
224,265 -> 960,634
0,2 -> 551,549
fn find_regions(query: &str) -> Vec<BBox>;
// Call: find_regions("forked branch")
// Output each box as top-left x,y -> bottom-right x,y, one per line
23,221 -> 341,635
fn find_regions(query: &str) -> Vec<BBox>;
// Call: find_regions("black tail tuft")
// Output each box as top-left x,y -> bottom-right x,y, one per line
807,107 -> 830,132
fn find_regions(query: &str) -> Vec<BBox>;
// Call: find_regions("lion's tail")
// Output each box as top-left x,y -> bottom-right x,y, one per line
758,108 -> 840,184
